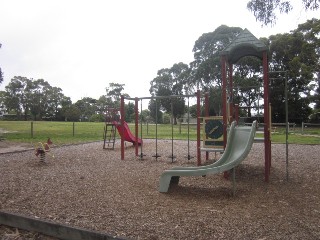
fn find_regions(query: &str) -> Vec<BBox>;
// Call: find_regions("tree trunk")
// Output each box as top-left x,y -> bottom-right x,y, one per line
247,107 -> 252,117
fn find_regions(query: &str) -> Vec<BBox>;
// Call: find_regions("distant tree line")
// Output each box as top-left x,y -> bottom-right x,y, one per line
1,18 -> 319,124
0,79 -> 134,122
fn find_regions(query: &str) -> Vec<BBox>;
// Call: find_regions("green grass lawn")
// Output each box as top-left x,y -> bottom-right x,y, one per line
0,121 -> 106,146
270,128 -> 320,144
0,121 -> 319,146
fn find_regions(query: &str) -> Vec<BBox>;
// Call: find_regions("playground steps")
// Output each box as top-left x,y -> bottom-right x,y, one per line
103,123 -> 116,149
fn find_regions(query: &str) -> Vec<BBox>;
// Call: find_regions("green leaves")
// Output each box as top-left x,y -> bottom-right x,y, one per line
191,25 -> 242,89
4,76 -> 69,120
149,63 -> 189,123
247,0 -> 319,26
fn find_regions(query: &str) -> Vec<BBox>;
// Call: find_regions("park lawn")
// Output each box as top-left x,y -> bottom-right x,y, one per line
0,121 -> 105,146
271,132 -> 320,144
142,123 -> 198,140
0,121 -> 319,146
269,126 -> 320,144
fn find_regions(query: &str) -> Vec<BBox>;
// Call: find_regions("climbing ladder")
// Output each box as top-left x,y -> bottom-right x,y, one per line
103,123 -> 116,149
103,106 -> 120,150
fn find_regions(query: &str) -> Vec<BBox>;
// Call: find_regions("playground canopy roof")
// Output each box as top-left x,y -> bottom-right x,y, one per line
220,28 -> 268,64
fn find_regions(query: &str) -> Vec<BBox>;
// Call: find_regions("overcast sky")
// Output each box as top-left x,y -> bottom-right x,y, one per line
0,0 -> 319,103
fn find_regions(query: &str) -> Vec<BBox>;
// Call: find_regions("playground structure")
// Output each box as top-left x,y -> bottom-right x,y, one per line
219,28 -> 271,181
103,107 -> 142,150
102,107 -> 118,149
113,121 -> 142,145
34,138 -> 53,162
118,95 -> 192,161
119,91 -> 215,164
113,28 -> 272,182
159,121 -> 257,193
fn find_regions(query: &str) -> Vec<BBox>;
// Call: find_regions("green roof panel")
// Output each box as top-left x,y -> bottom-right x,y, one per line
220,28 -> 268,63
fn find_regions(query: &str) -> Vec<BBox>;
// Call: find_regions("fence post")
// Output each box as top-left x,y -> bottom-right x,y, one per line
73,122 -> 75,136
146,122 -> 149,136
302,122 -> 304,134
31,121 -> 34,138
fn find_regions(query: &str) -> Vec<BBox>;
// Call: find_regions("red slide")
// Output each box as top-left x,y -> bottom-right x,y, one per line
113,121 -> 143,145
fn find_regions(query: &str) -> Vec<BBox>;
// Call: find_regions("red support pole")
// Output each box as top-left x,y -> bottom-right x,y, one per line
228,63 -> 234,123
196,90 -> 201,166
263,51 -> 271,182
234,104 -> 239,124
221,55 -> 227,149
205,92 -> 209,161
135,98 -> 139,157
120,95 -> 125,160
205,92 -> 209,116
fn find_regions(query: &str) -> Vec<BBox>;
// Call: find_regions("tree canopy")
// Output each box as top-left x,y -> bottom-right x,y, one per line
4,76 -> 71,120
191,25 -> 242,90
148,20 -> 320,123
149,63 -> 189,124
294,18 -> 320,109
247,0 -> 319,25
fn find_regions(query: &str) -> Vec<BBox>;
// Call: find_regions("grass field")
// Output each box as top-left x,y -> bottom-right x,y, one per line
0,121 -> 319,145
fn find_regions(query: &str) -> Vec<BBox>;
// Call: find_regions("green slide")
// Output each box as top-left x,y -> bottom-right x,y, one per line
159,121 -> 257,193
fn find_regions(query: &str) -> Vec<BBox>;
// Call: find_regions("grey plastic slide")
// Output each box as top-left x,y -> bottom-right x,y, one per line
159,121 -> 257,193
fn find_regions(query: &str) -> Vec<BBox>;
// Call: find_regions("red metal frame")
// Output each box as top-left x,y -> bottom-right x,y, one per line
234,104 -> 239,124
228,63 -> 234,123
121,95 -> 125,160
135,98 -> 139,157
205,92 -> 209,161
196,90 -> 201,166
221,55 -> 228,149
263,51 -> 271,182
220,50 -> 271,182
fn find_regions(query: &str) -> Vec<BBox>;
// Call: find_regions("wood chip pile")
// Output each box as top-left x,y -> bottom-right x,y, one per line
0,140 -> 319,239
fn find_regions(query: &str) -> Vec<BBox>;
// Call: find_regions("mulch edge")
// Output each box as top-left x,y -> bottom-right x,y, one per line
0,210 -> 128,240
